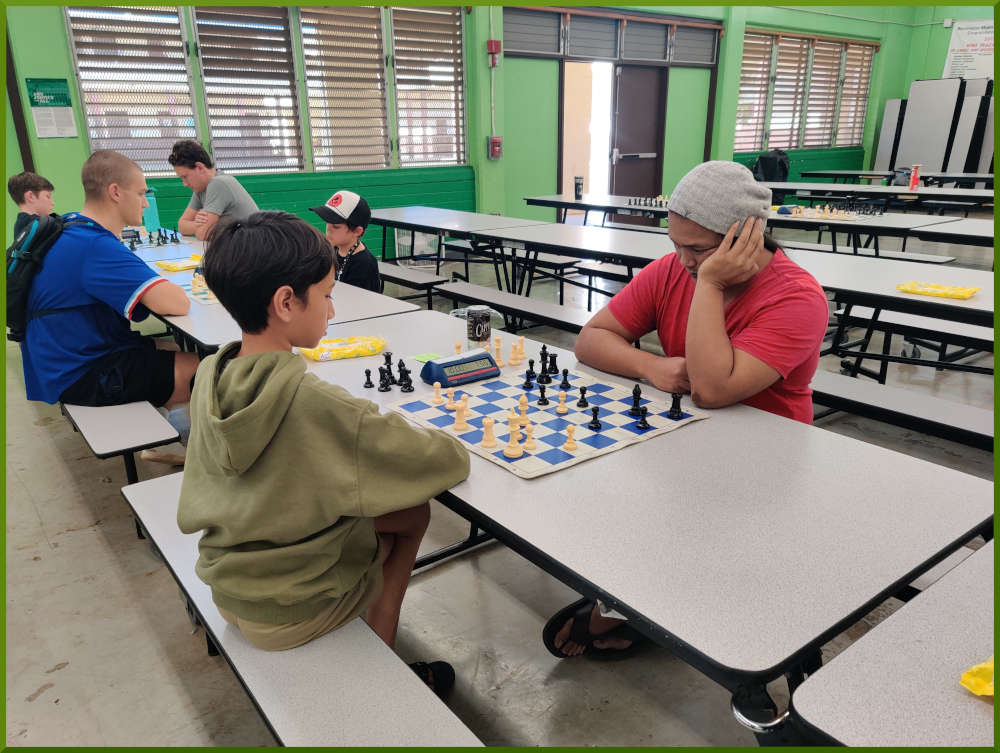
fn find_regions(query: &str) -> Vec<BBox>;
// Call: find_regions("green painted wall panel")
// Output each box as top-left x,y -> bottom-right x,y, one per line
501,57 -> 558,221
663,67 -> 710,196
6,96 -> 25,246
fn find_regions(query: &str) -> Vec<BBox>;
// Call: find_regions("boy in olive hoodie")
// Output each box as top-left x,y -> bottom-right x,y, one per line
177,211 -> 469,697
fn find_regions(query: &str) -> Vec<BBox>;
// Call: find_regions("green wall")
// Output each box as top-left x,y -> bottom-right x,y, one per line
6,96 -> 25,247
501,57 -> 559,221
663,67 -> 711,196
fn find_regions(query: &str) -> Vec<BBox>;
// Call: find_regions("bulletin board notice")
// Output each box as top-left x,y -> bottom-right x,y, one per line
26,78 -> 78,138
942,20 -> 994,79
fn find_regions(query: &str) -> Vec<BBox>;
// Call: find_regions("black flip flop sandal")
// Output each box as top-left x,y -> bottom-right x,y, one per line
542,597 -> 647,661
410,660 -> 455,699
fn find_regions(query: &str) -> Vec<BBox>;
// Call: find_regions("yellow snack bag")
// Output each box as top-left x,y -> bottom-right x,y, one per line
297,336 -> 387,362
155,254 -> 203,272
896,281 -> 981,300
960,656 -> 993,697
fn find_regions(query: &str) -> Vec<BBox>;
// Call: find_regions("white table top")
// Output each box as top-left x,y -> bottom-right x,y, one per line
62,401 -> 178,457
793,541 -> 994,747
307,309 -> 994,677
767,210 -> 960,233
154,270 -> 418,350
911,218 -> 995,244
121,473 -> 482,747
370,206 -> 548,235
763,182 -> 994,201
525,193 -> 670,216
475,222 -> 675,266
785,248 -> 994,326
133,237 -> 205,263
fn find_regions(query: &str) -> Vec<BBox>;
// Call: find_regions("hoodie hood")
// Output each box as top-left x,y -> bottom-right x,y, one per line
193,342 -> 306,474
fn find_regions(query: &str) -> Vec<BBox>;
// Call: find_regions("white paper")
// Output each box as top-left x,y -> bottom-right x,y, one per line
943,20 -> 994,79
31,106 -> 77,138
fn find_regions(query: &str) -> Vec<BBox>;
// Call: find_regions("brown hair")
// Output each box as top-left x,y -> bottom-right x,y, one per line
7,171 -> 54,204
81,150 -> 142,201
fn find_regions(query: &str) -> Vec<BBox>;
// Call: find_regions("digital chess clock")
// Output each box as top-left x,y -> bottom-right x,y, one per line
419,348 -> 501,387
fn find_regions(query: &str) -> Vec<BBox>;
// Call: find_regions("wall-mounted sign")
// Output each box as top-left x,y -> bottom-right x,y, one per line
942,20 -> 994,79
25,78 -> 78,138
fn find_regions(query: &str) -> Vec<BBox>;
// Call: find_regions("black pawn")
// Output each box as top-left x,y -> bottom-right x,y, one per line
559,368 -> 571,390
363,369 -> 374,388
536,384 -> 549,406
522,371 -> 534,390
628,384 -> 642,417
668,393 -> 683,420
526,359 -> 537,380
547,352 -> 559,375
576,385 -> 588,408
587,406 -> 601,430
636,406 -> 650,430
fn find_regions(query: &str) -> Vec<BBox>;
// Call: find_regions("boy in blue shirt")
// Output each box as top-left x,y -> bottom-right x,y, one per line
21,150 -> 199,408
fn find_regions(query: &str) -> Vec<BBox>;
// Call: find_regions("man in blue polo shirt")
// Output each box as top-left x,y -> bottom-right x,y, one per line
21,150 -> 199,408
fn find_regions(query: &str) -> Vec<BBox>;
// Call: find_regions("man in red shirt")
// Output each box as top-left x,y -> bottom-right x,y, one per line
543,161 -> 829,659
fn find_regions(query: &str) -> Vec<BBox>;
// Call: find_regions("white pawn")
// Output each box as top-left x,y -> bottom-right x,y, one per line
556,390 -> 569,414
455,341 -> 462,355
562,425 -> 578,451
445,387 -> 458,410
524,424 -> 536,451
481,416 -> 497,448
432,381 -> 444,405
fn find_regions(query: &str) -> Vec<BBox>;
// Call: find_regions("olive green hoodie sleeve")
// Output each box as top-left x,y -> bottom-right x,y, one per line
354,400 -> 471,517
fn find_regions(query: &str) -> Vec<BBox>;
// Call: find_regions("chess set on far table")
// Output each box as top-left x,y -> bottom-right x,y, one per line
179,273 -> 219,305
374,339 -> 708,479
776,201 -> 887,221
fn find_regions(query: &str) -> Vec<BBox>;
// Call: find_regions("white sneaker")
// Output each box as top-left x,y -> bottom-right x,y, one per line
140,442 -> 186,466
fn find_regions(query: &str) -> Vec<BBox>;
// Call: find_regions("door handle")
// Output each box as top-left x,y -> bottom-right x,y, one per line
618,152 -> 657,160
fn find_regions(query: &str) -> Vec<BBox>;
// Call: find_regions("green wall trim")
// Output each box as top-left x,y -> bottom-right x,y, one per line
663,67 -> 711,197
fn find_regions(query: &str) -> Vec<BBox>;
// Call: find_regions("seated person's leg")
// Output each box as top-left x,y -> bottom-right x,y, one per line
60,339 -> 187,407
166,351 -> 200,408
365,502 -> 431,648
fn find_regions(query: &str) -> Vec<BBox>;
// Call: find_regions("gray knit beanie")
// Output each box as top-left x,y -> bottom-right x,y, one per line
669,161 -> 772,235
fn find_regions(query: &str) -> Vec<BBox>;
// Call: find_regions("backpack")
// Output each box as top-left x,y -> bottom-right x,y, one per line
752,149 -> 790,203
5,214 -> 91,342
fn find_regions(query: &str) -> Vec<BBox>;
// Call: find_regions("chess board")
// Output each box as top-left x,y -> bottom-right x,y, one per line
389,370 -> 708,479
179,279 -> 219,305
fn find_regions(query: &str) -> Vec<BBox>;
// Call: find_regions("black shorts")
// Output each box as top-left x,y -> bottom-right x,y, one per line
60,341 -> 176,407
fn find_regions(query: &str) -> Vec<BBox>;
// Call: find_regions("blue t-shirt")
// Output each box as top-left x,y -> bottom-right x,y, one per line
21,213 -> 167,403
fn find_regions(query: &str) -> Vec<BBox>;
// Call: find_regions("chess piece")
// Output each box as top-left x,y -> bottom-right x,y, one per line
577,385 -> 588,408
455,341 -> 462,355
445,387 -> 458,410
461,393 -> 469,413
377,367 -> 391,392
518,394 -> 529,426
503,419 -> 523,459
363,369 -> 374,388
560,368 -> 571,390
636,406 -> 650,430
548,352 -> 559,375
562,425 -> 577,451
629,384 -> 642,417
668,393 -> 683,420
526,359 -> 537,380
522,371 -> 534,390
588,406 -> 601,430
481,417 -> 497,448
507,410 -> 521,442
524,424 -> 536,451
536,384 -> 549,406
508,343 -> 521,367
556,391 -> 569,414
452,403 -> 469,432
432,381 -> 444,405
383,352 -> 396,385
494,337 -> 504,367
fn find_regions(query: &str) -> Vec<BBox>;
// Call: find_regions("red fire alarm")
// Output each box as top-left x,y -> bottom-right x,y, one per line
488,136 -> 503,160
487,39 -> 501,67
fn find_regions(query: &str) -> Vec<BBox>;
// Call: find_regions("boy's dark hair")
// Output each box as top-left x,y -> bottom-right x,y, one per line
8,172 -> 55,205
168,139 -> 214,170
204,211 -> 333,334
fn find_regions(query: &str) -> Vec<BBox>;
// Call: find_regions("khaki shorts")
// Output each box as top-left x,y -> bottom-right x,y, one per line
217,565 -> 383,652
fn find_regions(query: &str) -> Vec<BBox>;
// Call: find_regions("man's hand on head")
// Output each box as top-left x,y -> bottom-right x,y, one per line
643,356 -> 690,394
696,216 -> 767,291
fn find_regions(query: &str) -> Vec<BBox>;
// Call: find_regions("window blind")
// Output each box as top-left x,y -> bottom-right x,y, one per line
801,41 -> 842,148
622,21 -> 667,62
66,6 -> 196,176
836,44 -> 874,146
566,15 -> 618,59
734,33 -> 772,153
503,8 -> 561,55
671,26 -> 717,64
194,6 -> 303,173
767,36 -> 809,149
391,6 -> 466,166
300,6 -> 390,170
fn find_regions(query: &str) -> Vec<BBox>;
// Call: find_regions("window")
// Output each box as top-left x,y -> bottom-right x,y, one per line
194,7 -> 302,173
734,30 -> 877,152
66,6 -> 196,177
391,7 -> 466,166
301,6 -> 390,170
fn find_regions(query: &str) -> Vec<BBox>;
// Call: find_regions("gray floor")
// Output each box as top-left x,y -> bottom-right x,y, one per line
6,212 -> 993,746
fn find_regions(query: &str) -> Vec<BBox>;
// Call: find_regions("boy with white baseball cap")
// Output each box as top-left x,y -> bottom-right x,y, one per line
309,190 -> 381,292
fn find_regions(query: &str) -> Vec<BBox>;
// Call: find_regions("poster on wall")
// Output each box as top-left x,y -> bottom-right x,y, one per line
25,78 -> 78,138
942,19 -> 994,79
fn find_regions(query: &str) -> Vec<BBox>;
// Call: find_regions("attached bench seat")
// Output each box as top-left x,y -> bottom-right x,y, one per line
602,221 -> 671,235
435,280 -> 593,333
120,472 -> 482,747
573,260 -> 637,310
444,239 -> 580,302
834,306 -> 993,351
778,239 -> 955,264
810,370 -> 994,451
377,260 -> 449,308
